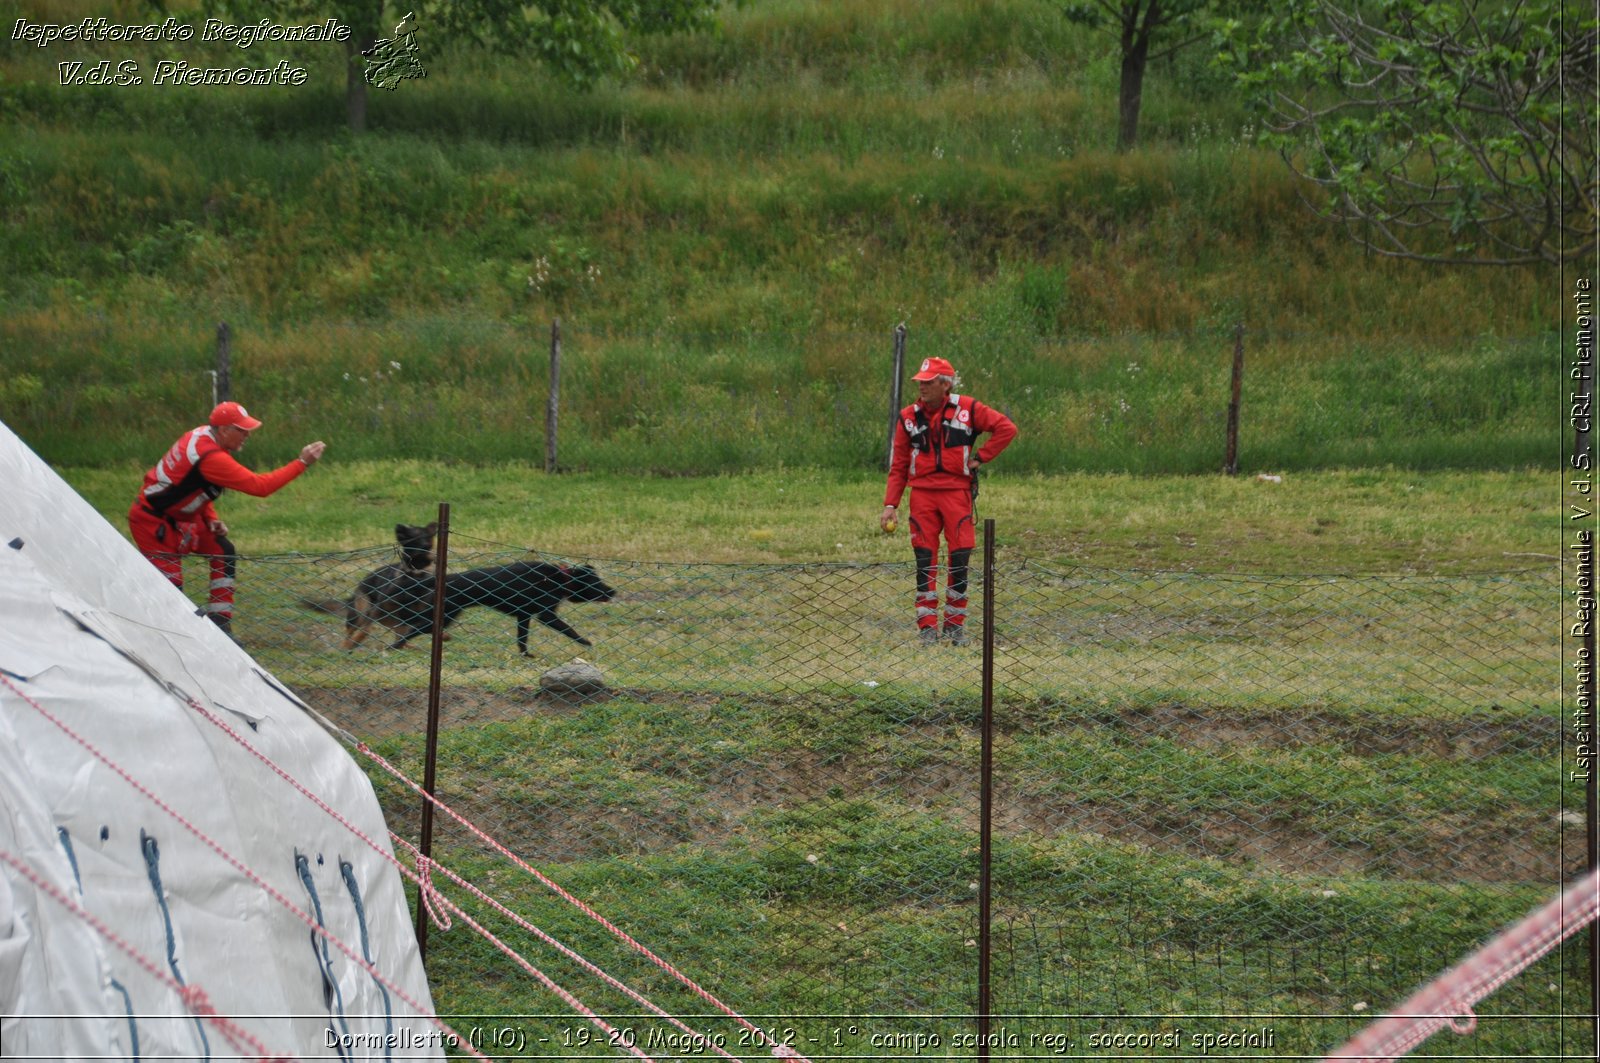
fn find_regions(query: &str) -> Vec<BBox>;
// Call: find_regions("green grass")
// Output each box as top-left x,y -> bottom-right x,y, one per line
2,312 -> 1557,473
365,683 -> 1570,1054
5,0 -> 1584,1053
55,462 -> 1558,572
381,717 -> 1563,1052
51,460 -> 1567,1052
0,0 -> 1561,479
46,464 -> 1575,1055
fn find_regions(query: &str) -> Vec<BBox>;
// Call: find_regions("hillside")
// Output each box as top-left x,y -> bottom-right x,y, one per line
0,0 -> 1558,471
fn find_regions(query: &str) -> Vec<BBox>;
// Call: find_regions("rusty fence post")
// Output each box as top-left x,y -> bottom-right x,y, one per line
978,517 -> 996,1060
415,501 -> 450,964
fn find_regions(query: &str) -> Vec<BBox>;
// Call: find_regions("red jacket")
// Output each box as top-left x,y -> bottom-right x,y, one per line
884,394 -> 1017,506
135,426 -> 309,523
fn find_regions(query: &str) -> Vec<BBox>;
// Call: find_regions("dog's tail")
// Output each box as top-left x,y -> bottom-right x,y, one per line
300,597 -> 353,618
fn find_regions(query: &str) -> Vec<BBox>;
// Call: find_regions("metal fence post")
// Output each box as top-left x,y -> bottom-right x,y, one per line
886,323 -> 907,471
978,517 -> 996,1060
415,500 -> 450,964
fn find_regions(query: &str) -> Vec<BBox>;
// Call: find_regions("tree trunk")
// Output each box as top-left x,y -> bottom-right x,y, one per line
1116,1 -> 1157,152
1117,47 -> 1148,151
346,35 -> 373,134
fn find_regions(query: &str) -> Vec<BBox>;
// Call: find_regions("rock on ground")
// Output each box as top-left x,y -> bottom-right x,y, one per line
539,657 -> 609,700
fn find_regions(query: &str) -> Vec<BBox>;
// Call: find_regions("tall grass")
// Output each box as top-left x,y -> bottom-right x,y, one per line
1,118 -> 1551,329
0,0 -> 1558,473
2,303 -> 1554,472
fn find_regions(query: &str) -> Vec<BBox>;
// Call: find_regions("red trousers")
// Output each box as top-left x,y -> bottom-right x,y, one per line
906,488 -> 975,632
127,504 -> 237,622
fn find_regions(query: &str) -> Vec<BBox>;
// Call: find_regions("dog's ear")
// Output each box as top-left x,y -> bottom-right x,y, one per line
423,522 -> 438,537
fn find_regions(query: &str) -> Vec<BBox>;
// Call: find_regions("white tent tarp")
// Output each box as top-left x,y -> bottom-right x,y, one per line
0,419 -> 444,1060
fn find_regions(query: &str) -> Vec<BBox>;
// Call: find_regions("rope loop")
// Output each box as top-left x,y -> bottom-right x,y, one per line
1446,1005 -> 1478,1035
414,852 -> 453,932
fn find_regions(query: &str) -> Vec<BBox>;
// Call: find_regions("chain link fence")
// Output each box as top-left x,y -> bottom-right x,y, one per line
160,527 -> 1583,1058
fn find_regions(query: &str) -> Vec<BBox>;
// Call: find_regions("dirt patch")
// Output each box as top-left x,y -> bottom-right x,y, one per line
1104,703 -> 1555,759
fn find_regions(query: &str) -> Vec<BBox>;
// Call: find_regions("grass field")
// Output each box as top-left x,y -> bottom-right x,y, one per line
0,0 -> 1562,476
56,462 -> 1559,572
47,458 -> 1578,1058
5,0 -> 1584,1054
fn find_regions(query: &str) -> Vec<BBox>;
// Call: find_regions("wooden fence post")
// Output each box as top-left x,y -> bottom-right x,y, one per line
213,322 -> 232,406
545,319 -> 561,474
1224,323 -> 1245,475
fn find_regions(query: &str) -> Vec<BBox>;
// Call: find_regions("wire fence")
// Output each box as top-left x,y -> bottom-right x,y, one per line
156,525 -> 1585,1058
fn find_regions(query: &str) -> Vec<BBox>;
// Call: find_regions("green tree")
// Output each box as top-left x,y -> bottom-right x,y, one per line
1219,0 -> 1597,265
201,0 -> 734,133
1058,0 -> 1221,151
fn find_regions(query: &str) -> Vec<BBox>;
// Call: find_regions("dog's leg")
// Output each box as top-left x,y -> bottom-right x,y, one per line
388,616 -> 448,650
343,593 -> 375,650
538,610 -> 591,646
516,615 -> 531,655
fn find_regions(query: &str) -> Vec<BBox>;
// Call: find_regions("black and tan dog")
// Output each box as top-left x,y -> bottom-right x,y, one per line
301,522 -> 439,649
308,531 -> 614,653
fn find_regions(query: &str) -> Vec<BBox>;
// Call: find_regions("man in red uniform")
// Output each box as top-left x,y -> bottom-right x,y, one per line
881,357 -> 1017,645
128,401 -> 327,637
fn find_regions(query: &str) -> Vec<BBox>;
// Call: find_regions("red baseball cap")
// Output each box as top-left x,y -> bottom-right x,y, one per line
209,401 -> 262,431
912,357 -> 956,381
